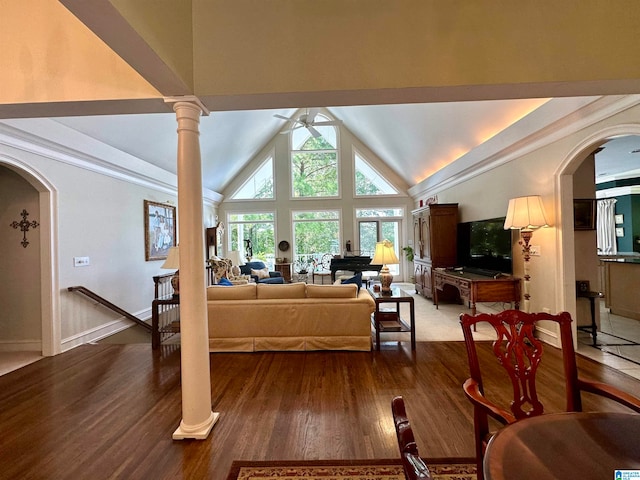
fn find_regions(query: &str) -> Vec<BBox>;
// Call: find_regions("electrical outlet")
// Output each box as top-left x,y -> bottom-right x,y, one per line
74,256 -> 90,267
529,245 -> 541,256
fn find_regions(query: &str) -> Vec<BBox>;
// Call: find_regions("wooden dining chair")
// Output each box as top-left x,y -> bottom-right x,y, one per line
391,396 -> 432,480
459,310 -> 640,480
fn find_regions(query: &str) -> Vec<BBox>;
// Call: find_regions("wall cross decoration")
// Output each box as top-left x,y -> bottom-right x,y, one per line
10,209 -> 39,248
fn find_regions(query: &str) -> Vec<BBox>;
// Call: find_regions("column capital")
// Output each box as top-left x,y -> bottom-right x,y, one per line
164,96 -> 210,116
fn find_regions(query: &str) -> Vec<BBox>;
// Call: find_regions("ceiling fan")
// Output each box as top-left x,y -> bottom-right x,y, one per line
274,108 -> 342,138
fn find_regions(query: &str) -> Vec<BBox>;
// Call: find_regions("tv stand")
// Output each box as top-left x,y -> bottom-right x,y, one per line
433,268 -> 521,315
459,267 -> 503,278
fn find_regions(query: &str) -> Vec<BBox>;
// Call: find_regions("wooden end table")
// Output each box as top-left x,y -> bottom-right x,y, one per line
367,285 -> 415,350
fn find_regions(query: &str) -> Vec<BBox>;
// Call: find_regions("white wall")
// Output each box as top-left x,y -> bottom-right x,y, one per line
0,121 -> 217,353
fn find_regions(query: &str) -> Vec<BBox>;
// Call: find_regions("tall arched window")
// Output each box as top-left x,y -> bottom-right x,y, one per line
290,113 -> 339,198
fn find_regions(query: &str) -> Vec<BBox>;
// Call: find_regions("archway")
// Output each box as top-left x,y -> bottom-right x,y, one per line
556,123 -> 640,351
0,156 -> 60,357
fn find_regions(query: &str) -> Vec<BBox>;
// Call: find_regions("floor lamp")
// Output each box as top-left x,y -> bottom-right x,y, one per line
504,196 -> 549,313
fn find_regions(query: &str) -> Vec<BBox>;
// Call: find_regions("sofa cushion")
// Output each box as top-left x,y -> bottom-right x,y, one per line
240,261 -> 268,275
251,267 -> 270,279
257,282 -> 306,299
341,272 -> 363,292
306,284 -> 358,298
207,283 -> 257,300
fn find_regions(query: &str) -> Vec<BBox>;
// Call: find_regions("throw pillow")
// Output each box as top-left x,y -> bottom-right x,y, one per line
341,272 -> 363,292
251,267 -> 270,279
218,277 -> 233,286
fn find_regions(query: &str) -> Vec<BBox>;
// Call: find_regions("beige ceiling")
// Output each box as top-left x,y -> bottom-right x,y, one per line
2,1 -> 640,194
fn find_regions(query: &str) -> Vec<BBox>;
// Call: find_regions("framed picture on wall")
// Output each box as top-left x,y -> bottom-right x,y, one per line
573,199 -> 596,231
144,200 -> 176,261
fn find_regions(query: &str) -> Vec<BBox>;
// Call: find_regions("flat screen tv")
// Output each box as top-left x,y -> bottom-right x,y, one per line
457,217 -> 514,274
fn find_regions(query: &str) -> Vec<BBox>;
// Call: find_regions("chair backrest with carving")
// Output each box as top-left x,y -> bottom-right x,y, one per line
460,310 -> 582,419
391,396 -> 432,480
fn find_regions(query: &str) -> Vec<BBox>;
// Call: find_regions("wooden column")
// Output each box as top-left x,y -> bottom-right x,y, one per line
170,99 -> 218,440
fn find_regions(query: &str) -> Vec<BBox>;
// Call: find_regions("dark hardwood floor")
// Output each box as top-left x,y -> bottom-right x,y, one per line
1,341 -> 639,480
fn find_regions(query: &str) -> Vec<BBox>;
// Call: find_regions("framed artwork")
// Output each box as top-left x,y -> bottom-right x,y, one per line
615,214 -> 624,224
616,227 -> 624,237
144,200 -> 176,261
573,199 -> 596,231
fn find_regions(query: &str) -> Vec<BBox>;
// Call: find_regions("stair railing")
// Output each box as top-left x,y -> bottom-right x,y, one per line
67,286 -> 152,332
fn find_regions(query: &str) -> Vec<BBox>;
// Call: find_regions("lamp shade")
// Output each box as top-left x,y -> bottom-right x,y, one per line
371,239 -> 399,265
504,195 -> 549,231
226,250 -> 245,267
161,246 -> 180,269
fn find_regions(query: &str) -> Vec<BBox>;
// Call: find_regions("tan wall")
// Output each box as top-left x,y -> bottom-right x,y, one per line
4,1 -> 640,112
0,0 -> 159,105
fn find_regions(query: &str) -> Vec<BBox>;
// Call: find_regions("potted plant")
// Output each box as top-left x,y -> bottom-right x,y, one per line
402,245 -> 414,262
402,246 -> 415,283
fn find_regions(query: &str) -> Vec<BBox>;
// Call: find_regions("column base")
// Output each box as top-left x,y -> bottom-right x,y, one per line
173,411 -> 220,440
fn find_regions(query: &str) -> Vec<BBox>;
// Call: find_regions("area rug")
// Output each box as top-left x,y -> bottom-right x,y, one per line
226,458 -> 476,480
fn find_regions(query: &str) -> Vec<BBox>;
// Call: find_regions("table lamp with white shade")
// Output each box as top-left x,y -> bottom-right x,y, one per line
503,195 -> 549,313
161,246 -> 180,297
226,250 -> 245,276
371,239 -> 400,294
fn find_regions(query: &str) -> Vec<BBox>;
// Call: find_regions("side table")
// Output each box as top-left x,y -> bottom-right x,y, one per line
576,290 -> 603,346
274,262 -> 292,282
367,285 -> 415,350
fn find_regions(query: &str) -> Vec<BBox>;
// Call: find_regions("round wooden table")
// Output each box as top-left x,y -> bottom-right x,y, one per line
484,412 -> 640,480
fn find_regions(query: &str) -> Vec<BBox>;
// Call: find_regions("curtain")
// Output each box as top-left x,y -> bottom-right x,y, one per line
597,198 -> 617,255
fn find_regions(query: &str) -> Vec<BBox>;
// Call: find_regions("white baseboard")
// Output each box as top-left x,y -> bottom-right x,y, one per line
61,309 -> 151,352
536,325 -> 560,347
0,340 -> 42,352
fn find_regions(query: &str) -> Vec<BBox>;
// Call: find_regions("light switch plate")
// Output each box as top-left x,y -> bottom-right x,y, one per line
74,256 -> 90,267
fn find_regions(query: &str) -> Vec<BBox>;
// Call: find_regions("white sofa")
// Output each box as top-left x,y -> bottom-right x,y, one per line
206,282 -> 375,352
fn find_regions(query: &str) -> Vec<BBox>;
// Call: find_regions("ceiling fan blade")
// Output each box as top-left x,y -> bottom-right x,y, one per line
306,108 -> 320,124
279,125 -> 303,134
311,120 -> 342,126
307,125 -> 322,138
274,114 -> 296,122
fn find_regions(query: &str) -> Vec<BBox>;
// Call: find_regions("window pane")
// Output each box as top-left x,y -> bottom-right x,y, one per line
229,212 -> 274,222
291,151 -> 338,197
359,221 -> 378,257
292,210 -> 340,270
356,208 -> 404,218
291,121 -> 339,198
293,210 -> 339,220
231,157 -> 274,199
354,153 -> 398,196
228,212 -> 275,267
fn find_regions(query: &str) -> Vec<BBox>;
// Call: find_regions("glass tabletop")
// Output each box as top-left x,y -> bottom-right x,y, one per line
367,285 -> 411,299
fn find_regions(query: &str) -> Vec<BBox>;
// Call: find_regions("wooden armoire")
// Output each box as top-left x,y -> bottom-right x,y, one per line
412,203 -> 458,298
